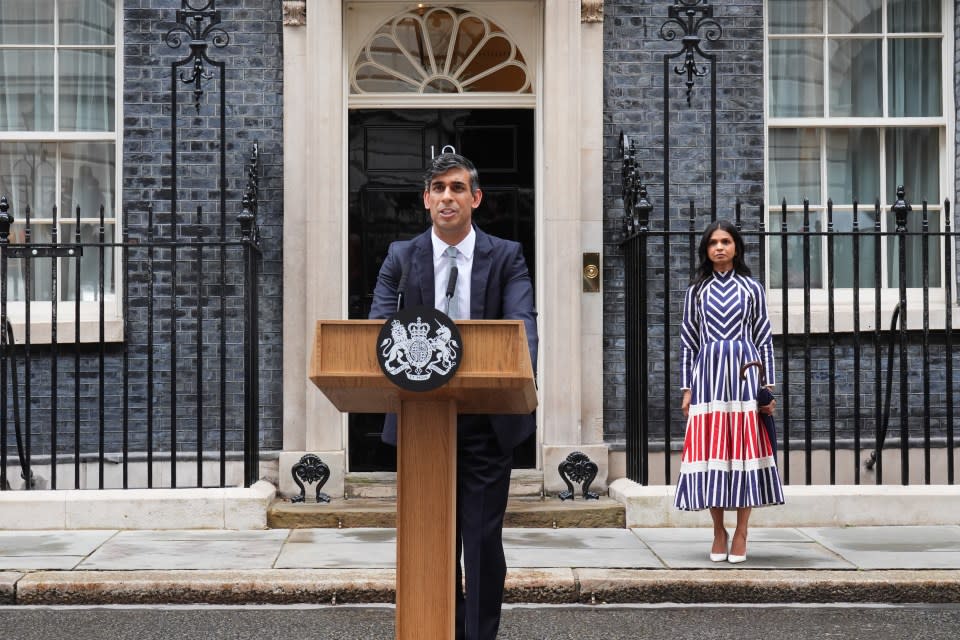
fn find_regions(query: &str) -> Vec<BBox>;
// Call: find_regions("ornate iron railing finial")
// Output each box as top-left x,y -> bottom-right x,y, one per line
238,142 -> 260,243
660,0 -> 722,105
0,195 -> 12,242
891,185 -> 912,232
620,133 -> 653,237
164,0 -> 231,112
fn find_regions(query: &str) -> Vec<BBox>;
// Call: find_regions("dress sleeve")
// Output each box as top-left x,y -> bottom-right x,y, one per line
751,278 -> 776,387
679,284 -> 700,390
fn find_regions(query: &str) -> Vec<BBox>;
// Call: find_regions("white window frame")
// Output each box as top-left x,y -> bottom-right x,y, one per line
0,0 -> 123,343
764,0 -> 956,334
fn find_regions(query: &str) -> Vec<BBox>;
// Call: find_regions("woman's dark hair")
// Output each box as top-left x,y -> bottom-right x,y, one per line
691,219 -> 752,286
423,153 -> 480,195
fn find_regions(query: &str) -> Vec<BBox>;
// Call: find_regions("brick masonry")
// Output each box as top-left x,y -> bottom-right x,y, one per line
121,0 -> 283,453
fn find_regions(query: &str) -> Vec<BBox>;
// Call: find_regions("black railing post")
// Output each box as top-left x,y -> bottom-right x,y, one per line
826,200 -> 836,484
873,200 -> 883,483
779,199 -> 790,482
802,199 -> 812,484
892,186 -> 911,484
852,202 -> 862,483
239,143 -> 261,488
920,201 -> 931,483
0,195 -> 12,490
944,199 -> 954,484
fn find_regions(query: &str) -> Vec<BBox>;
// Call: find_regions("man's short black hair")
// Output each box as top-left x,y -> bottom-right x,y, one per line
423,153 -> 481,195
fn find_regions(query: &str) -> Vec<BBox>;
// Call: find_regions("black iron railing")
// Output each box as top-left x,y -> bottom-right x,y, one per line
619,144 -> 959,486
0,145 -> 261,491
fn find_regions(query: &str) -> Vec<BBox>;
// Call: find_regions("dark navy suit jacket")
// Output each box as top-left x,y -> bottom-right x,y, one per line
368,225 -> 538,452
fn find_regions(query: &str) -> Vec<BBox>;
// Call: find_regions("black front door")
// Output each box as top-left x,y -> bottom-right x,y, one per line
347,108 -> 535,471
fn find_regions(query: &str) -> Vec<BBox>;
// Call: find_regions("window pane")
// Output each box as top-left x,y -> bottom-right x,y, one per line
0,50 -> 55,131
59,49 -> 115,131
60,0 -> 116,46
888,39 -> 941,117
827,129 -> 880,203
886,211 -> 941,288
61,142 -> 115,219
5,224 -> 54,302
0,142 -> 57,214
828,0 -> 881,34
830,208 -> 878,288
769,0 -> 823,34
768,211 -> 823,289
61,222 -> 114,302
885,128 -> 939,203
888,0 -> 941,33
0,0 -> 53,44
769,40 -> 824,117
829,38 -> 881,116
769,129 -> 821,206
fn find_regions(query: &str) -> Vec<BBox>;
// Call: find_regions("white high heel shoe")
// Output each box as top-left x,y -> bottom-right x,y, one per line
727,553 -> 747,564
710,533 -> 729,562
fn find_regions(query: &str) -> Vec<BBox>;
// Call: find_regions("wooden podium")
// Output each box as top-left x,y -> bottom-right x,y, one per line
309,319 -> 537,639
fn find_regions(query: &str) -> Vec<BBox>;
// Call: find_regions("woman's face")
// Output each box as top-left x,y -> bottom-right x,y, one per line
706,228 -> 736,272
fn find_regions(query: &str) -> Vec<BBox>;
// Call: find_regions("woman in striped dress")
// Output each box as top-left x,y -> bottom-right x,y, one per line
674,220 -> 784,564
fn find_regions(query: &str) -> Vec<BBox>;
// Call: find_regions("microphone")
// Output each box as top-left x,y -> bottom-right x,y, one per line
444,266 -> 458,316
396,258 -> 410,312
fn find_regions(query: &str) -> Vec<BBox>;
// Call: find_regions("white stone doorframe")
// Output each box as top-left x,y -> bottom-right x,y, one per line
280,1 -> 607,499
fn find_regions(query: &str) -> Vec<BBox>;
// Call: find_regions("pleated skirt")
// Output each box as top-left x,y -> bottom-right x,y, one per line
674,340 -> 784,511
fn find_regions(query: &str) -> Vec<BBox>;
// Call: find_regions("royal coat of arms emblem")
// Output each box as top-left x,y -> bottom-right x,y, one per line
376,306 -> 462,391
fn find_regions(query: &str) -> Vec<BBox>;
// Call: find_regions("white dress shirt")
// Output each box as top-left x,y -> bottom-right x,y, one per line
431,227 -> 474,319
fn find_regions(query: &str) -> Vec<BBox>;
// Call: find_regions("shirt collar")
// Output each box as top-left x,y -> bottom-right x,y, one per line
431,226 -> 476,261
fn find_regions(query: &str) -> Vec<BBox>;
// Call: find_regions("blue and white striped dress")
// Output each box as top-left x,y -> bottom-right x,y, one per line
674,269 -> 785,511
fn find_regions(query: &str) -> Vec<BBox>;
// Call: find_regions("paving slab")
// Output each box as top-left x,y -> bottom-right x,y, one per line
503,528 -> 661,568
0,530 -> 116,570
632,527 -> 854,570
274,528 -> 395,569
801,525 -> 960,569
76,530 -> 288,571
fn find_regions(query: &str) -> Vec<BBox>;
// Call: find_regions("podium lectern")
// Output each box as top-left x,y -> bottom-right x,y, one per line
310,319 -> 537,640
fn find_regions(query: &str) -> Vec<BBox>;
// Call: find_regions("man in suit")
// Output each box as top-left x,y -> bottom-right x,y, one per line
369,153 -> 537,640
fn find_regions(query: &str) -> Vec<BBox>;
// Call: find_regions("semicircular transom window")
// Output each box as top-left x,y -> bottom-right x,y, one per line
351,6 -> 532,94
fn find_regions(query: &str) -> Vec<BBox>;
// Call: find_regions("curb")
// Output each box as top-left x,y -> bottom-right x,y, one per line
5,569 -> 960,606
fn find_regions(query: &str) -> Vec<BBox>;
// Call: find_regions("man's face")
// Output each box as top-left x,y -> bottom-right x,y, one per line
423,167 -> 482,245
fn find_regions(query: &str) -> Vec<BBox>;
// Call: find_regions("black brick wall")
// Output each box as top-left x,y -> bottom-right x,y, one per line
121,0 -> 283,453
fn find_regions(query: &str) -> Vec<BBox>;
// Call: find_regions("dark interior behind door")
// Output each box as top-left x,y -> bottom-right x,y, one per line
347,108 -> 535,471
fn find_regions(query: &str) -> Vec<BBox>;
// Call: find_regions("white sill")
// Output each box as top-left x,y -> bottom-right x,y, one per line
769,290 -> 960,334
4,304 -> 124,344
5,319 -> 124,344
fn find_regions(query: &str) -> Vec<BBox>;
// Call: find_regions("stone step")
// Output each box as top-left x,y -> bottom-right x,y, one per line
267,496 -> 625,529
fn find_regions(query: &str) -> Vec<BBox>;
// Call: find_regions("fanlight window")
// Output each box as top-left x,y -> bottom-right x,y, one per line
351,7 -> 531,94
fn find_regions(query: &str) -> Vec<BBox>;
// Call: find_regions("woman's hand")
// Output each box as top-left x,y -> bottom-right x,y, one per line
681,389 -> 691,418
759,389 -> 776,416
759,399 -> 776,415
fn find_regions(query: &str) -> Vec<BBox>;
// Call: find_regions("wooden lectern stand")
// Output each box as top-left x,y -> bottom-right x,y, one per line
310,319 -> 537,639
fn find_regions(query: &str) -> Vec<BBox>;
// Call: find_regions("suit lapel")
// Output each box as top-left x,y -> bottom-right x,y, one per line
471,227 -> 493,319
411,230 -> 434,308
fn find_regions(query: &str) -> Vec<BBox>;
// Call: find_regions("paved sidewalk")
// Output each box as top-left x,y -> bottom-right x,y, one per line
2,526 -> 960,605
